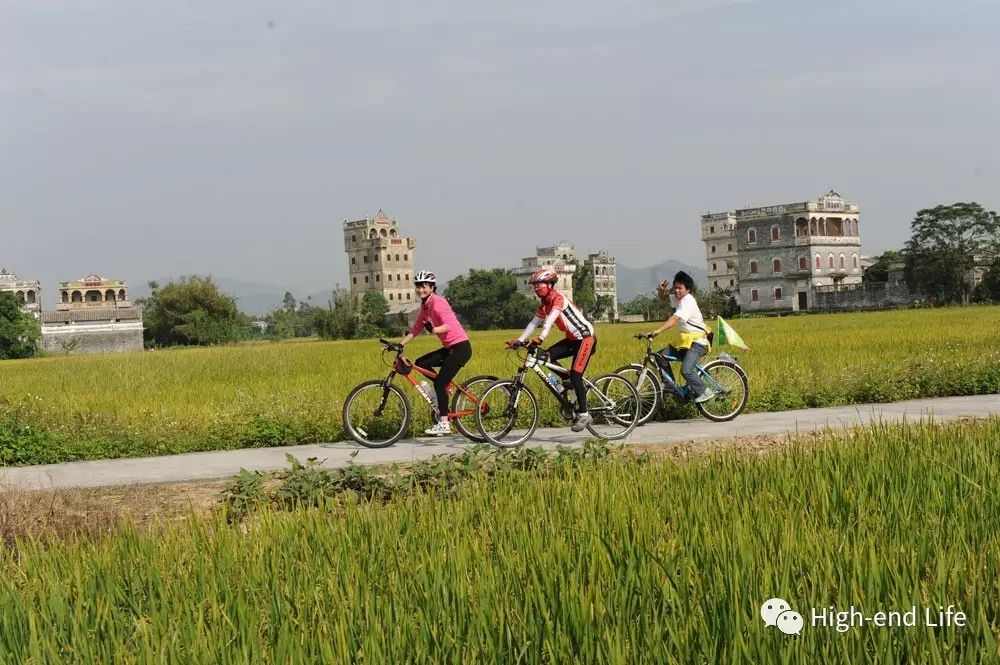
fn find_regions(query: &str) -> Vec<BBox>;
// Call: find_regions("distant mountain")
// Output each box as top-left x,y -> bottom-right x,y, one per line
616,260 -> 708,302
131,277 -> 296,316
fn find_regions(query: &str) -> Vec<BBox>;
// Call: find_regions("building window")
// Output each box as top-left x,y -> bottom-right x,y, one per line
828,254 -> 835,269
799,256 -> 808,271
815,254 -> 821,270
774,287 -> 783,301
748,229 -> 757,244
376,274 -> 380,282
396,254 -> 400,261
711,245 -> 716,254
749,260 -> 758,274
389,293 -> 394,300
364,276 -> 369,283
771,226 -> 780,241
363,256 -> 368,264
853,254 -> 859,269
714,280 -> 719,287
351,257 -> 356,265
710,225 -> 715,233
729,279 -> 734,286
404,254 -> 408,261
405,273 -> 409,281
407,293 -> 411,300
351,234 -> 356,242
352,277 -> 357,284
751,289 -> 759,302
727,244 -> 733,252
772,259 -> 781,274
839,254 -> 846,269
374,254 -> 379,261
712,263 -> 717,271
388,274 -> 392,281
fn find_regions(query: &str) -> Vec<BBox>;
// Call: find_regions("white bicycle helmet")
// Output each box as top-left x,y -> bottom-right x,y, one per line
413,270 -> 437,285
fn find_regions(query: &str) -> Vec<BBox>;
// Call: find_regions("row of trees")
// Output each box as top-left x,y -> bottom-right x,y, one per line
141,278 -> 413,346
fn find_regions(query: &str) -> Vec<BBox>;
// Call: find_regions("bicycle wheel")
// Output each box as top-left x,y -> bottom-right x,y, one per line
450,375 -> 499,443
475,380 -> 539,448
695,360 -> 749,422
613,363 -> 662,426
342,380 -> 411,448
585,373 -> 640,440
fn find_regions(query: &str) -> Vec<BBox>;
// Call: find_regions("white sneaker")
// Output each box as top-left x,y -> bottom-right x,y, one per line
694,389 -> 717,404
423,421 -> 453,436
570,412 -> 593,432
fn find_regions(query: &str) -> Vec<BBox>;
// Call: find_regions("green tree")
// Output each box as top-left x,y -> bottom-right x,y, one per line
360,291 -> 390,328
701,287 -> 740,318
976,260 -> 1000,302
862,249 -> 904,283
619,293 -> 671,321
266,292 -> 311,339
445,269 -> 536,330
570,262 -> 596,317
139,276 -> 242,347
593,294 -> 616,321
312,287 -> 358,340
904,203 -> 1000,304
0,293 -> 41,359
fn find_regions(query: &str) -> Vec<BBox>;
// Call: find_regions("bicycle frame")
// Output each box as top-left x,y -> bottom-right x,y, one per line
635,337 -> 739,401
379,341 -> 482,419
508,345 -> 617,415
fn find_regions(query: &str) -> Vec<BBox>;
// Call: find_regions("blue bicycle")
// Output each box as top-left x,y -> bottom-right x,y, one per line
615,334 -> 749,424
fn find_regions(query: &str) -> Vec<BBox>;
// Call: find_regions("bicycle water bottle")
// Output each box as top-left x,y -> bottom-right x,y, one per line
419,381 -> 438,409
547,373 -> 565,394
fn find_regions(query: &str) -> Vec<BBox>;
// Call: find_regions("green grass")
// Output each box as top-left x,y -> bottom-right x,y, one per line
1,306 -> 999,464
2,418 -> 999,663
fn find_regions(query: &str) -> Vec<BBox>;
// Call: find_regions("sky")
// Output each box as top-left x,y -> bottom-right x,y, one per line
2,0 -> 997,306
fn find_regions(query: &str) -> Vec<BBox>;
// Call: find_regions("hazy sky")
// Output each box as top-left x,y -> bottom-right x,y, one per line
3,0 -> 997,305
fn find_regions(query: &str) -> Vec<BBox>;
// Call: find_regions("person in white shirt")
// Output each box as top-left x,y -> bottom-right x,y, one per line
645,271 -> 715,403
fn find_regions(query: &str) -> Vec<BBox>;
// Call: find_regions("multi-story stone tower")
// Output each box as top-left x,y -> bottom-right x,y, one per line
700,212 -> 738,292
343,210 -> 418,313
513,242 -> 576,302
583,250 -> 618,321
702,191 -> 863,312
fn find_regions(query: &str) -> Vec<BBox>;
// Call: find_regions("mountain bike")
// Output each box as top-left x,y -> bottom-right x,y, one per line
342,339 -> 498,448
474,340 -> 641,448
615,334 -> 749,424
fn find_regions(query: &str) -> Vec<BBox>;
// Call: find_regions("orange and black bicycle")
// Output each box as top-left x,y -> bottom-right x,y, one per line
342,338 -> 501,448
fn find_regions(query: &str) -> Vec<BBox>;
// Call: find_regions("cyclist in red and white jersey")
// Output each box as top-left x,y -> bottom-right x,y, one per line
507,267 -> 597,432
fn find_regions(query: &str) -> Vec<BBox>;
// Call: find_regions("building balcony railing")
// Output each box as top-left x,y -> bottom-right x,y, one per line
793,235 -> 861,247
371,237 -> 416,249
56,300 -> 134,311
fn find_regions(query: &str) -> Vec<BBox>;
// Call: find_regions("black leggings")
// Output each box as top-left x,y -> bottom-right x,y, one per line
546,337 -> 597,413
414,340 -> 473,417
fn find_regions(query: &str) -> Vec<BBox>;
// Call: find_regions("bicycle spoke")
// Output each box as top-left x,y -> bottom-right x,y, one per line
342,382 -> 410,448
585,373 -> 640,440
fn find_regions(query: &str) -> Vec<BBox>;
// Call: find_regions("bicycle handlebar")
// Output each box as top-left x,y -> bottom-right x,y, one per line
378,338 -> 405,353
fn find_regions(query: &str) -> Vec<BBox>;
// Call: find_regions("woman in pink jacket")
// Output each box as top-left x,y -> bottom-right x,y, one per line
399,270 -> 472,436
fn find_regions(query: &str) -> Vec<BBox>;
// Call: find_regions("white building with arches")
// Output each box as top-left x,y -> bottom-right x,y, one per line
702,191 -> 863,312
0,268 -> 41,315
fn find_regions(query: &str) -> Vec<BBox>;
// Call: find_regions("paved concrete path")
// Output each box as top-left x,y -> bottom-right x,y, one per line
1,394 -> 997,491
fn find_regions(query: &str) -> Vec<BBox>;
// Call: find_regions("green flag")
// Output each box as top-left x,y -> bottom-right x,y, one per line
716,316 -> 749,350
